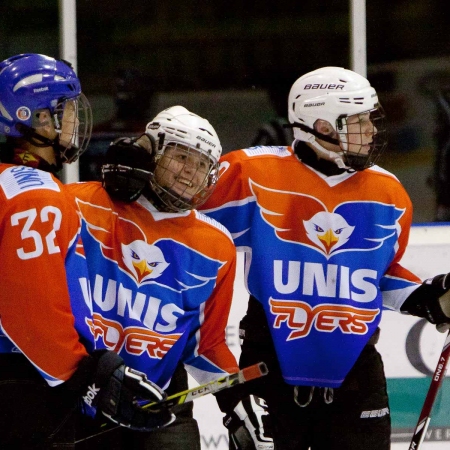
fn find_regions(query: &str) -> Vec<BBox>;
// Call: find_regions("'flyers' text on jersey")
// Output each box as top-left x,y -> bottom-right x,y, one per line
66,182 -> 238,388
201,146 -> 421,388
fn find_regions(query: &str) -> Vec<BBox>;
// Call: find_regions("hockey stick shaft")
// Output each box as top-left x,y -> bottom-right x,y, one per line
408,329 -> 450,449
75,362 -> 268,444
142,361 -> 268,410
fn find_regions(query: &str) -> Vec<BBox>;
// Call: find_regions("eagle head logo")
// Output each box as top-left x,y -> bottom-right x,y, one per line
121,240 -> 170,284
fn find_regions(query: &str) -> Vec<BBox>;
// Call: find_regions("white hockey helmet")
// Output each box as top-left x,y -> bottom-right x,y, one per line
288,67 -> 387,170
146,105 -> 222,162
144,106 -> 222,211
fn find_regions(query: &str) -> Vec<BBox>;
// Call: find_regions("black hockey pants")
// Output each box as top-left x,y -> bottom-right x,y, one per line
0,353 -> 78,449
238,334 -> 391,450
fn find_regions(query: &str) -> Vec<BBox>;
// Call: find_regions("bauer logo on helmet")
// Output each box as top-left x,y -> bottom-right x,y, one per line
304,83 -> 345,90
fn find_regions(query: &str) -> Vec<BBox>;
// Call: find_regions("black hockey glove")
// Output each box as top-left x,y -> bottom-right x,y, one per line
66,350 -> 175,431
401,273 -> 450,332
102,135 -> 155,202
223,395 -> 274,450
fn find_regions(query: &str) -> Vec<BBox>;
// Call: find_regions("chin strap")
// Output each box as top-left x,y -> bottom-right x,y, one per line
13,123 -> 63,173
293,137 -> 349,170
15,123 -> 59,149
286,122 -> 349,170
308,139 -> 348,169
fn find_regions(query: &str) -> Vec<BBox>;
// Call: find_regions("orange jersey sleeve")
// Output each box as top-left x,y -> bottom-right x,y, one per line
0,165 -> 88,385
190,212 -> 239,379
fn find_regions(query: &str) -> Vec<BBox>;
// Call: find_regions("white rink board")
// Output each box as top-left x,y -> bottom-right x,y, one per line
190,224 -> 450,450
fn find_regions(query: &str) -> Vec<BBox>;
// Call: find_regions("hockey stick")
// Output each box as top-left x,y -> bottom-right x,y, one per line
408,329 -> 450,449
142,361 -> 268,410
75,362 -> 268,443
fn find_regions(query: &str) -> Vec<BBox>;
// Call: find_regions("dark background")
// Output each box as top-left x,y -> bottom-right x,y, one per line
2,1 -> 448,95
1,0 -> 450,221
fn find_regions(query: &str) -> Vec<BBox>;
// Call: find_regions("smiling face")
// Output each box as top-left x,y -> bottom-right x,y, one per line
154,144 -> 212,201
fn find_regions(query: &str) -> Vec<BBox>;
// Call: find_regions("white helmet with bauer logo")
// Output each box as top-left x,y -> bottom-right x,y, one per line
288,67 -> 387,171
144,106 -> 222,211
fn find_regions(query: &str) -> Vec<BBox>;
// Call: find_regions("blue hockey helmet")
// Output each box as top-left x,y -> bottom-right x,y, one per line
0,53 -> 92,163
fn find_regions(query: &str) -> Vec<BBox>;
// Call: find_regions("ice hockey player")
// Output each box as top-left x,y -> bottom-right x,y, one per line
0,53 -> 173,449
66,106 -> 272,449
199,66 -> 450,450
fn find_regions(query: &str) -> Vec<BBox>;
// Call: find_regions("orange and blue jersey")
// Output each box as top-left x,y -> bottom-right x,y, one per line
200,146 -> 422,388
66,181 -> 239,389
0,164 -> 92,386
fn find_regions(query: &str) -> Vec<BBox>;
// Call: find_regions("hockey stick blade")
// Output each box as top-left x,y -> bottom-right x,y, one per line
142,361 -> 268,410
409,329 -> 450,449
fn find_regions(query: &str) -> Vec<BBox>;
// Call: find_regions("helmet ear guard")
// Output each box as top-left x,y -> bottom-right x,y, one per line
284,121 -> 341,146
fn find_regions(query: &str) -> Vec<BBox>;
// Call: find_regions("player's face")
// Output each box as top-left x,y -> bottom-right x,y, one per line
58,99 -> 79,149
31,110 -> 58,164
154,144 -> 211,200
345,112 -> 376,155
35,100 -> 78,148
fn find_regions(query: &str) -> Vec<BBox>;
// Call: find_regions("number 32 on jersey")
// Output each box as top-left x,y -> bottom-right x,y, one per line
11,207 -> 62,260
